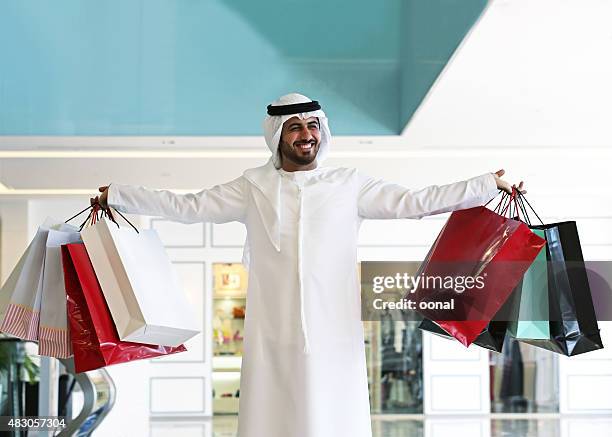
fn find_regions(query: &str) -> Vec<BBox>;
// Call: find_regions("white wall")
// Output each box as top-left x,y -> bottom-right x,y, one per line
0,200 -> 28,283
402,0 -> 612,149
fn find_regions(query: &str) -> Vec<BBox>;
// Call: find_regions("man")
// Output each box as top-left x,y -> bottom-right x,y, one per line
93,93 -> 524,437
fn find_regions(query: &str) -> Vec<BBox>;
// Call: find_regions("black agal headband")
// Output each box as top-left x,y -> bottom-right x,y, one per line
267,100 -> 321,116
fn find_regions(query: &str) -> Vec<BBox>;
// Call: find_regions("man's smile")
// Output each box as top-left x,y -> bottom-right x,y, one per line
295,141 -> 315,152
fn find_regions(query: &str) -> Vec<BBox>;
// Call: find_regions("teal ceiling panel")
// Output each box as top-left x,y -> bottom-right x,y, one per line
0,0 -> 486,136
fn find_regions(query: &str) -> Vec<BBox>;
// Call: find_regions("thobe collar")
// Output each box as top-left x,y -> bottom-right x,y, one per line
242,158 -> 323,253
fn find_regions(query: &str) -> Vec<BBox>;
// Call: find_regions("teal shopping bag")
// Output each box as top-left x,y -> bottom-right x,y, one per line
508,229 -> 550,339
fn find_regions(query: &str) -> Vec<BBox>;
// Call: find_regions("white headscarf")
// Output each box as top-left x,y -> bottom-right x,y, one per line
262,93 -> 332,168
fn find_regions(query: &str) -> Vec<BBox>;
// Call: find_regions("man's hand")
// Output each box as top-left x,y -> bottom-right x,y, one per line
492,169 -> 526,195
91,186 -> 109,209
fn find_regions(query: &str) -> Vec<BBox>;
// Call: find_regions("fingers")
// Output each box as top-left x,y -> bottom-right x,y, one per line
512,182 -> 527,195
498,171 -> 528,195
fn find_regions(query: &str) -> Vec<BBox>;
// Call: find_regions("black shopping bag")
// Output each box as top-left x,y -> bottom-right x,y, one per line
511,192 -> 603,356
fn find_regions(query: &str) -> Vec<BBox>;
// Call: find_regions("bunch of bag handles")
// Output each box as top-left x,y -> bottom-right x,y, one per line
64,202 -> 139,233
485,188 -> 544,227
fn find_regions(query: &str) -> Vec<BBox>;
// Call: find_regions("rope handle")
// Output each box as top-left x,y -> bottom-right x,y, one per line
500,189 -> 516,216
65,203 -> 139,233
485,190 -> 509,213
485,187 -> 540,225
515,190 -> 544,225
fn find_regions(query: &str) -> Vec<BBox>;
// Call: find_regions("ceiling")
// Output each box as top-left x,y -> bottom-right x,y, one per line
2,0 -> 611,196
0,0 -> 487,136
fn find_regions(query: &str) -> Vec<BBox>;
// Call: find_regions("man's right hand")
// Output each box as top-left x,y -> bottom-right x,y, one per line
91,185 -> 109,209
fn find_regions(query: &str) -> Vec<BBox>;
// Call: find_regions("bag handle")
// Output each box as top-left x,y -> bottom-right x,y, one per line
65,204 -> 99,231
65,203 -> 139,233
509,187 -> 529,224
105,206 -> 139,234
500,189 -> 516,216
484,187 -> 543,225
516,190 -> 544,225
65,205 -> 92,224
486,188 -> 532,224
485,190 -> 510,214
514,190 -> 533,226
484,189 -> 504,208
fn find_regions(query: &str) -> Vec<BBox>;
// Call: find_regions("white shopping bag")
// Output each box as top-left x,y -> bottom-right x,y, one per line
0,239 -> 33,322
38,226 -> 81,358
0,217 -> 63,340
81,218 -> 199,346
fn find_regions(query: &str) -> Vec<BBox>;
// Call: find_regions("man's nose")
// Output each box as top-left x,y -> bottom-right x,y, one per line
298,127 -> 313,142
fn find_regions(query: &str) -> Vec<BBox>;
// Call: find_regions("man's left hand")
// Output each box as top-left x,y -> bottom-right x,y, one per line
492,169 -> 526,195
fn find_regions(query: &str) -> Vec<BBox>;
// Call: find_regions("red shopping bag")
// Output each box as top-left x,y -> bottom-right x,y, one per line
413,206 -> 545,347
61,243 -> 186,373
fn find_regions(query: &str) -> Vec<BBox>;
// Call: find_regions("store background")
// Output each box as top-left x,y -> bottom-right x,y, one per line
1,0 -> 612,436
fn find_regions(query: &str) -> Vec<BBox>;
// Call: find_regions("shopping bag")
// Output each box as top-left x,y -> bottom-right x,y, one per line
0,218 -> 63,340
80,216 -> 199,346
507,229 -> 550,340
0,239 -> 31,322
510,191 -> 602,356
418,285 -> 518,352
411,203 -> 546,347
522,222 -> 602,355
38,227 -> 81,358
419,318 -> 507,352
62,243 -> 186,373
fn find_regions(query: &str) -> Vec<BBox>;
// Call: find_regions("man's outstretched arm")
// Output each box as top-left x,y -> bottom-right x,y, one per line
357,169 -> 524,220
93,177 -> 248,224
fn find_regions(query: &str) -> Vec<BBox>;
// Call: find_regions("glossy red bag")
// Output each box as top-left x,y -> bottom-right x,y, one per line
61,243 -> 186,373
413,205 -> 545,347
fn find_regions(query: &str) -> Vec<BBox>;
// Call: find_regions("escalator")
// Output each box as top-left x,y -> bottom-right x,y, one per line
56,359 -> 116,437
0,338 -> 116,436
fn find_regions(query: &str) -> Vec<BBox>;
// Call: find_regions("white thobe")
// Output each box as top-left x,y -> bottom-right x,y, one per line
107,159 -> 499,437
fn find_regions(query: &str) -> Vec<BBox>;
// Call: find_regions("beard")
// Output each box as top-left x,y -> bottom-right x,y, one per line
278,139 -> 320,166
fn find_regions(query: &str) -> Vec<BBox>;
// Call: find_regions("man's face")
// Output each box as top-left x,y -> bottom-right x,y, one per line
278,116 -> 321,166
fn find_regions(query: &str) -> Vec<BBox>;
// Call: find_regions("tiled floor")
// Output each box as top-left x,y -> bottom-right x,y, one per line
149,415 -> 612,436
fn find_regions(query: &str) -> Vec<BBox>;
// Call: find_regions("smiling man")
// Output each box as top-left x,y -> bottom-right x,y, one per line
277,116 -> 321,170
94,93 -> 522,437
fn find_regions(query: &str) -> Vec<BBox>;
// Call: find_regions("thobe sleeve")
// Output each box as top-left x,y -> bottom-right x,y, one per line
106,176 -> 248,224
357,172 -> 499,220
